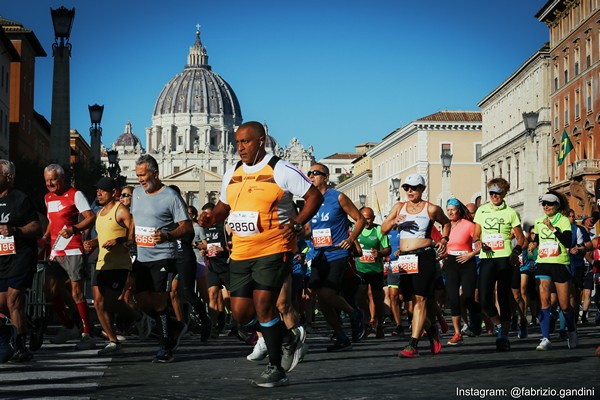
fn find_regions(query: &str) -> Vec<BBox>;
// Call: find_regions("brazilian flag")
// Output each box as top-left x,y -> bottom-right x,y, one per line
558,129 -> 573,166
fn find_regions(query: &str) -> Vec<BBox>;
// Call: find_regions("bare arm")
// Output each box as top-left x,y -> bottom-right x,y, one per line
381,202 -> 403,235
339,192 -> 366,244
198,201 -> 231,228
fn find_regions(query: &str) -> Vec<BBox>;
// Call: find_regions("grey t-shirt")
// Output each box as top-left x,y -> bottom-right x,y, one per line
131,185 -> 190,262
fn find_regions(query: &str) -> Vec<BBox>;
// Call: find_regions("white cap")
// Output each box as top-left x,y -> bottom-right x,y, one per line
404,173 -> 426,186
541,193 -> 559,204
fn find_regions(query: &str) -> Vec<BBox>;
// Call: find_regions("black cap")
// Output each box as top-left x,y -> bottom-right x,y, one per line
95,177 -> 117,191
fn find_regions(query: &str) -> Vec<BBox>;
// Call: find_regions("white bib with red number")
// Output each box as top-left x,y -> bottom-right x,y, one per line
312,228 -> 333,248
359,249 -> 377,263
389,259 -> 400,274
483,233 -> 505,251
228,211 -> 260,237
0,235 -> 16,256
135,226 -> 156,248
538,241 -> 559,258
398,254 -> 419,274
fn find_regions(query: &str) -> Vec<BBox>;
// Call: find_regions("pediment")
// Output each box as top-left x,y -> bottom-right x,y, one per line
163,164 -> 222,182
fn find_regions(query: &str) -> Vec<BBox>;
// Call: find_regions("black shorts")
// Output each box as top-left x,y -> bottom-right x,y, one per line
397,247 -> 437,299
308,254 -> 349,292
133,259 -> 177,293
206,256 -> 230,289
535,263 -> 573,284
582,269 -> 594,291
357,270 -> 384,291
229,252 -> 292,296
92,269 -> 130,292
511,265 -> 529,290
0,268 -> 35,292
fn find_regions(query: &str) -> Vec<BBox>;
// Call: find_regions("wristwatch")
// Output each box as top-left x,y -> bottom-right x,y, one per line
292,221 -> 304,233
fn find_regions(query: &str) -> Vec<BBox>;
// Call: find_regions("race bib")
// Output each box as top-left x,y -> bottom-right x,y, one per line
359,249 -> 377,263
539,241 -> 559,258
228,211 -> 260,237
389,259 -> 400,274
0,235 -> 16,256
483,233 -> 505,251
135,226 -> 156,247
398,254 -> 419,274
448,250 -> 468,256
312,228 -> 333,248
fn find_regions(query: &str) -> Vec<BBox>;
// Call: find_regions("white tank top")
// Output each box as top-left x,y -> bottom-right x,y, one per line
398,201 -> 433,240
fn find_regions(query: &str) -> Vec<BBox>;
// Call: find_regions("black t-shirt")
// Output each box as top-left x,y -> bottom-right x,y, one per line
0,189 -> 39,279
206,221 -> 229,259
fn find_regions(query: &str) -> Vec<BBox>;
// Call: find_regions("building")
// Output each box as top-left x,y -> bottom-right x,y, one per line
366,111 -> 482,218
105,28 -> 315,208
333,145 -> 374,212
478,44 -> 552,228
536,0 -> 600,217
0,27 -> 20,159
1,17 -> 49,165
70,129 -> 91,168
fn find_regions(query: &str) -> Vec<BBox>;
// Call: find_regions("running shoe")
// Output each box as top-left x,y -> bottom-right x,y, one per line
9,347 -> 33,363
438,317 -> 449,334
495,337 -> 511,352
326,337 -> 352,352
557,329 -> 568,341
251,364 -> 289,388
517,323 -> 528,339
350,310 -> 365,343
0,315 -> 14,363
29,316 -> 46,352
536,338 -> 551,351
398,344 -> 419,358
447,333 -> 463,346
247,336 -> 268,362
567,330 -> 578,349
98,341 -> 122,356
364,321 -> 375,337
101,330 -> 126,342
153,346 -> 174,363
135,313 -> 152,340
391,325 -> 404,337
429,325 -> 442,355
169,320 -> 188,351
50,326 -> 81,344
75,333 -> 96,350
281,326 -> 306,372
200,322 -> 211,343
376,325 -> 385,339
210,326 -> 220,339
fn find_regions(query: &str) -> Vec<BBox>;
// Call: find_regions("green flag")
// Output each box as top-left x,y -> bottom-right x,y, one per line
558,129 -> 573,166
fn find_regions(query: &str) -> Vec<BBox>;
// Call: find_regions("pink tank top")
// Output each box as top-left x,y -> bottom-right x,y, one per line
447,219 -> 474,255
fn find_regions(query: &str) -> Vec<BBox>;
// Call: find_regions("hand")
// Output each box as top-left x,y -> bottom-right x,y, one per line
59,227 -> 75,239
569,247 -> 579,255
102,239 -> 119,250
508,250 -> 521,267
152,230 -> 165,244
83,240 -> 95,253
456,252 -> 473,264
336,238 -> 351,250
394,214 -> 407,225
543,217 -> 553,230
0,225 -> 11,237
435,240 -> 447,257
198,211 -> 214,227
481,243 -> 495,257
280,223 -> 296,240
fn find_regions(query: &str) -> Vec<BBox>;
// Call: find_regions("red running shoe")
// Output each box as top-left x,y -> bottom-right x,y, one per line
439,317 -> 449,334
429,325 -> 442,355
399,344 -> 419,358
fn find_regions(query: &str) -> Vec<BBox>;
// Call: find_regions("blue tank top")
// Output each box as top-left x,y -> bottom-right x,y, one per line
308,189 -> 350,262
387,229 -> 401,261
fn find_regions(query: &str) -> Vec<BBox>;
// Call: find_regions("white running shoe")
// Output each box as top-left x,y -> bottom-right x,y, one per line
247,336 -> 268,362
97,341 -> 122,356
536,337 -> 551,351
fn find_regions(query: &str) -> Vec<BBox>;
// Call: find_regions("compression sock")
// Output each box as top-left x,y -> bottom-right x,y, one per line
539,308 -> 551,339
76,302 -> 92,334
260,317 -> 283,368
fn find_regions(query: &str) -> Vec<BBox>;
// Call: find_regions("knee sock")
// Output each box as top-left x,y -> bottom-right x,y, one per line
260,317 -> 283,369
157,311 -> 169,348
563,308 -> 576,332
539,308 -> 551,339
76,302 -> 91,334
559,310 -> 566,331
51,297 -> 73,329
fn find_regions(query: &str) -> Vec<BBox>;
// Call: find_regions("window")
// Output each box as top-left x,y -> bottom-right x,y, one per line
564,97 -> 570,125
587,80 -> 593,111
515,153 -> 520,189
211,166 -> 217,173
554,103 -> 560,130
173,166 -> 180,173
475,143 -> 482,162
335,168 -> 342,174
586,37 -> 592,67
575,46 -> 580,75
554,63 -> 559,90
576,88 -> 581,119
177,136 -> 183,145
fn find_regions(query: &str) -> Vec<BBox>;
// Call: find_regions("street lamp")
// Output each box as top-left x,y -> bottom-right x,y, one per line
441,151 -> 453,207
391,177 -> 401,200
522,111 -> 539,142
50,6 -> 76,172
88,104 -> 104,163
359,194 -> 367,208
106,149 -> 121,180
441,152 -> 453,177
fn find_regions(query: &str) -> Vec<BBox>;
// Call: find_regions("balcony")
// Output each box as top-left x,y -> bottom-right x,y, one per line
567,159 -> 600,178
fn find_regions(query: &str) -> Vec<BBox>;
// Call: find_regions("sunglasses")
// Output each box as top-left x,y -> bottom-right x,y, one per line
307,170 -> 326,177
541,201 -> 557,207
488,191 -> 503,196
120,193 -> 132,198
402,185 -> 419,192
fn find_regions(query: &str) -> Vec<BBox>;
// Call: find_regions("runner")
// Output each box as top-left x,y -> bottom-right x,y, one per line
83,177 -> 151,355
473,177 -> 525,352
43,164 -> 96,349
381,173 -> 450,358
443,198 -> 480,346
305,163 -> 366,351
131,155 -> 193,362
0,160 -> 42,362
198,121 -> 323,387
533,191 -> 577,350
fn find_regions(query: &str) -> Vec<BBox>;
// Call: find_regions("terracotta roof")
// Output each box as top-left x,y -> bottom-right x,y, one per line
416,110 -> 481,123
322,152 -> 357,160
0,17 -> 46,57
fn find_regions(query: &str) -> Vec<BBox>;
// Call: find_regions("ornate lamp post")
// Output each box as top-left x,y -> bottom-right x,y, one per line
88,104 -> 104,163
522,111 -> 539,142
50,6 -> 75,171
441,151 -> 453,207
359,194 -> 367,208
523,111 -> 540,227
391,177 -> 401,200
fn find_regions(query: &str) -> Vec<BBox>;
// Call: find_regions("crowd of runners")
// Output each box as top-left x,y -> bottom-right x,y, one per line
0,121 -> 599,387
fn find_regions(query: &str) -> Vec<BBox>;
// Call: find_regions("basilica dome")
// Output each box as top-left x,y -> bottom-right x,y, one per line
153,29 -> 242,118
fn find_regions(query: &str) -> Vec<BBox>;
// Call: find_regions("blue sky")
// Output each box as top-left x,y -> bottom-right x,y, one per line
2,1 -> 549,160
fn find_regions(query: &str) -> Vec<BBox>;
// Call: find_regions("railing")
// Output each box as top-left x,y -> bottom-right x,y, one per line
567,159 -> 600,178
